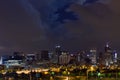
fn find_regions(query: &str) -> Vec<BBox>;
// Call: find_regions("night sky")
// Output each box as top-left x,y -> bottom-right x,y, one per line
0,0 -> 120,54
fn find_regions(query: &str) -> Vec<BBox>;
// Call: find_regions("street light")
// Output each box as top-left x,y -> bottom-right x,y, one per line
115,65 -> 118,80
67,71 -> 70,80
86,69 -> 89,80
29,71 -> 32,80
87,65 -> 96,80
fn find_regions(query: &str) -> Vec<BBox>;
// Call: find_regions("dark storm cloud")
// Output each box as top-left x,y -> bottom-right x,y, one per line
0,0 -> 119,54
65,0 -> 120,50
0,0 -> 50,54
28,0 -> 75,36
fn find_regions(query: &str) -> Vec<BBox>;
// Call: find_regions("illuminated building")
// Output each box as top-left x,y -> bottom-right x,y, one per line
55,45 -> 62,63
113,50 -> 118,63
48,45 -> 62,64
0,52 -> 26,68
55,45 -> 61,56
26,53 -> 36,66
77,51 -> 86,65
0,55 -> 10,65
3,55 -> 25,68
4,59 -> 24,68
59,52 -> 70,65
90,48 -> 97,65
105,43 -> 112,53
104,43 -> 113,66
26,53 -> 36,61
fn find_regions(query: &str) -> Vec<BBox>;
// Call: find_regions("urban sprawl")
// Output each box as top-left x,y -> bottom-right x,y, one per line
0,43 -> 120,80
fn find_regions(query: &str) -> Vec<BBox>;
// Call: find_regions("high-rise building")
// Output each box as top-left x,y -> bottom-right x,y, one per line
59,52 -> 70,65
113,50 -> 118,63
90,48 -> 97,65
55,45 -> 62,64
55,45 -> 61,56
76,51 -> 86,65
104,43 -> 113,66
26,53 -> 36,66
105,43 -> 112,53
98,52 -> 104,68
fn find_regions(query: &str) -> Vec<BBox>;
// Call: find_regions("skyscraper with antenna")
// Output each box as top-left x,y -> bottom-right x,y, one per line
104,42 -> 113,66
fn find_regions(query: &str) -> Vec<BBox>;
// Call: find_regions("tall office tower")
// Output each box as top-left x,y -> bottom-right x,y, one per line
77,51 -> 86,65
55,45 -> 62,64
77,52 -> 82,63
55,45 -> 61,56
105,43 -> 112,53
90,48 -> 97,65
104,43 -> 113,66
113,50 -> 118,63
98,52 -> 104,68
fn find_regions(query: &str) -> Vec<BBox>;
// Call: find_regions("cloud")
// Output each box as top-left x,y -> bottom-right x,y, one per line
0,0 -> 49,53
0,0 -> 119,54
62,0 -> 120,50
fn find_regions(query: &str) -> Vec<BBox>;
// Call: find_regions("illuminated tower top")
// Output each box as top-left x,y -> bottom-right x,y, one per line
55,45 -> 62,55
106,42 -> 109,47
55,45 -> 61,48
105,42 -> 112,53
